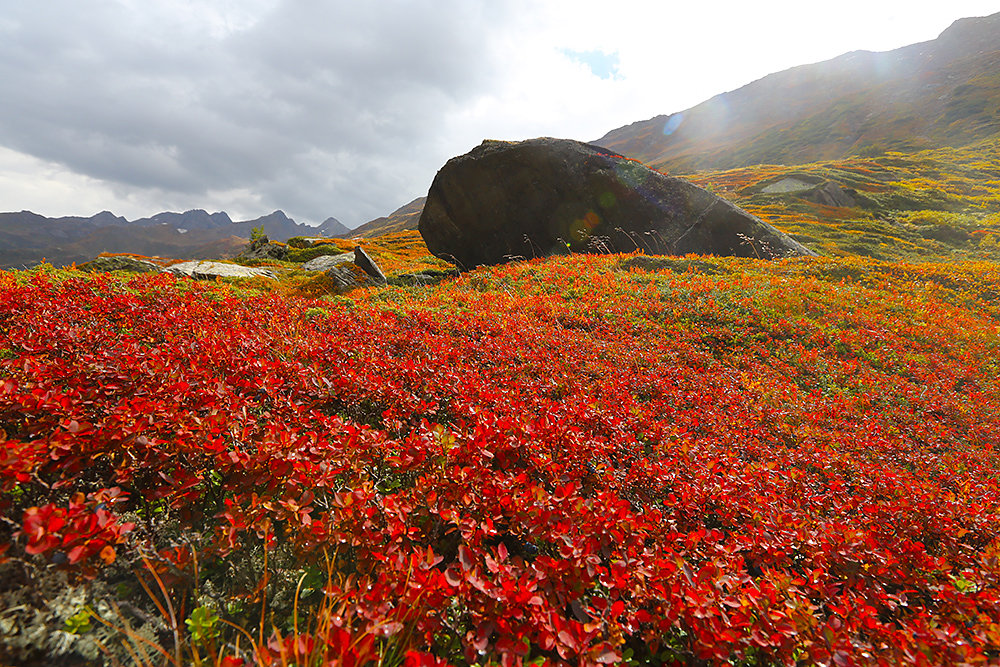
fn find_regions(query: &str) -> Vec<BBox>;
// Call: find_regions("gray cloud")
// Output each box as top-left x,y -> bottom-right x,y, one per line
0,1 -> 507,224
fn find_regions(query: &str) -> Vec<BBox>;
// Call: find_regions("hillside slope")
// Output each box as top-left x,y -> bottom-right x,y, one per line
347,140 -> 1000,264
595,12 -> 1000,173
350,197 -> 426,238
691,138 -> 1000,261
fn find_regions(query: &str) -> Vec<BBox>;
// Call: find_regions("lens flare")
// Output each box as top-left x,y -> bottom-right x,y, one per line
569,210 -> 601,241
663,113 -> 684,135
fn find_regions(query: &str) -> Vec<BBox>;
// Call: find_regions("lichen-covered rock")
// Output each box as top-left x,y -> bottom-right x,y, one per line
78,256 -> 160,273
301,247 -> 386,284
302,252 -> 356,272
418,137 -> 815,269
163,261 -> 277,280
324,264 -> 366,292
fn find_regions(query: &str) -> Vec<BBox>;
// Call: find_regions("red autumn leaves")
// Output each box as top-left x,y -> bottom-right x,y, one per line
1,257 -> 999,665
20,487 -> 133,567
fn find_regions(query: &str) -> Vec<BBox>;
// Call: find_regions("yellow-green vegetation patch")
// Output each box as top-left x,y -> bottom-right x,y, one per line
689,138 -> 1000,262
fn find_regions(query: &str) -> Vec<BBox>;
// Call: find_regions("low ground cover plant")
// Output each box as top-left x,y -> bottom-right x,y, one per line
1,254 -> 999,665
687,138 -> 1000,263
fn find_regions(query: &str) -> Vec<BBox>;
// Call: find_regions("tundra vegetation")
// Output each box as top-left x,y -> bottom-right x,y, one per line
684,138 -> 1000,262
2,236 -> 1000,665
2,138 -> 1000,667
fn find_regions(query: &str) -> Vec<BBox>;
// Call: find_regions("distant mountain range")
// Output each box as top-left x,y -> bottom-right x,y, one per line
0,208 -> 351,269
594,12 -> 1000,172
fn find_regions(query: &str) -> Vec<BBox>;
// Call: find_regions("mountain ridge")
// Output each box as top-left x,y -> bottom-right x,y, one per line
349,197 -> 426,238
594,12 -> 1000,173
0,208 -> 351,269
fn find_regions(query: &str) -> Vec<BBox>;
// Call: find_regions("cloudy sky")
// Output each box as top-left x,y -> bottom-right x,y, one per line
1,1 -> 998,228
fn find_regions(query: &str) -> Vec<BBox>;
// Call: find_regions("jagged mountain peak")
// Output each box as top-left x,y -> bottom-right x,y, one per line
263,209 -> 291,220
315,216 -> 352,238
135,209 -> 234,230
0,207 -> 349,268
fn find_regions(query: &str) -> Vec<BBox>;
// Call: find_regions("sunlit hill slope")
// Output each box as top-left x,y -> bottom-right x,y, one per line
595,12 -> 1000,174
690,138 -> 1000,262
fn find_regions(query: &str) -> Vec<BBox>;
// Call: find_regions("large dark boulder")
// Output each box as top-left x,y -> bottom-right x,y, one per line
418,138 -> 815,268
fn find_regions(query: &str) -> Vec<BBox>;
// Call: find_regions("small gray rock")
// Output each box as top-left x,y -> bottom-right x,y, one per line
79,256 -> 159,273
302,252 -> 356,272
163,261 -> 277,280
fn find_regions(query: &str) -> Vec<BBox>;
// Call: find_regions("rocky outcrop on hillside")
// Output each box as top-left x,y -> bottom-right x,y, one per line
351,197 -> 426,238
759,178 -> 858,208
236,235 -> 288,261
418,138 -> 815,269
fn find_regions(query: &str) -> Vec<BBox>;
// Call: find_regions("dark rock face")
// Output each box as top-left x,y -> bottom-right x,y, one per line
353,247 -> 386,284
418,138 -> 815,269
